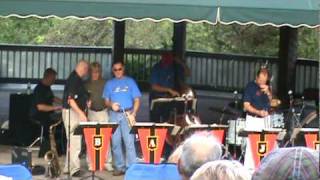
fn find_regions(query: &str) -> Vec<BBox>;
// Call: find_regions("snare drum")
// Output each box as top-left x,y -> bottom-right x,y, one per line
269,113 -> 285,128
227,118 -> 246,145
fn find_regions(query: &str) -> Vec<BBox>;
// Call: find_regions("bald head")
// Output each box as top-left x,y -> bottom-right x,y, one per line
75,60 -> 89,78
178,133 -> 222,179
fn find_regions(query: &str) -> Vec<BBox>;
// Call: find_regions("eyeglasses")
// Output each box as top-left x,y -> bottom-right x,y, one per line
113,68 -> 123,72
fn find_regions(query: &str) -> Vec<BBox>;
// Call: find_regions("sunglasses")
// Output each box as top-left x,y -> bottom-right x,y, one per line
113,68 -> 123,72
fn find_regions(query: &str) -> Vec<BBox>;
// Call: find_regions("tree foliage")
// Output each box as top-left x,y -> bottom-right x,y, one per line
0,17 -> 318,60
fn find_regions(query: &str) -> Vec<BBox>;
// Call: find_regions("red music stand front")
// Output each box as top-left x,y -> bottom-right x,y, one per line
183,124 -> 228,144
300,128 -> 320,151
77,122 -> 118,171
245,128 -> 281,169
131,123 -> 174,164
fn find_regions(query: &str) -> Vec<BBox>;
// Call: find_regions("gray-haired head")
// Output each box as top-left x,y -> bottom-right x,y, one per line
178,132 -> 222,179
252,147 -> 319,180
190,160 -> 251,180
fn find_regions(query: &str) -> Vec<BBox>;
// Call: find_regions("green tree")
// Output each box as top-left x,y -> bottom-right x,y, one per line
0,17 -> 53,44
0,17 -> 318,60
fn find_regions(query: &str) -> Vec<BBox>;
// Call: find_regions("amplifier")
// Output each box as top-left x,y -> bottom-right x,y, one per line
11,146 -> 32,170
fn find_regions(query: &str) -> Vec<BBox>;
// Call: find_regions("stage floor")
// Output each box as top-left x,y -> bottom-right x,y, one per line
0,145 -> 123,180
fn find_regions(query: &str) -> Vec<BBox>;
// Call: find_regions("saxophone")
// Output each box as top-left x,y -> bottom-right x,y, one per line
44,119 -> 62,178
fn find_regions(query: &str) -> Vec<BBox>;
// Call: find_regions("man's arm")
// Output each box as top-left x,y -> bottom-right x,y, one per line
243,102 -> 268,117
69,99 -> 87,121
105,99 -> 120,112
36,104 -> 61,112
151,84 -> 179,97
131,98 -> 140,117
53,96 -> 62,104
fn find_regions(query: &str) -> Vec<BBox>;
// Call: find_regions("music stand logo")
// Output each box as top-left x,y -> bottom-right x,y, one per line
257,141 -> 268,156
93,135 -> 103,150
147,136 -> 158,151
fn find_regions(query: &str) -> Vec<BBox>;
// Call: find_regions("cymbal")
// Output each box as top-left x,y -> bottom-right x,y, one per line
271,99 -> 281,108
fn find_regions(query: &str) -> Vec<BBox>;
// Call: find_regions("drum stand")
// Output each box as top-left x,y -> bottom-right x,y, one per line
283,96 -> 305,147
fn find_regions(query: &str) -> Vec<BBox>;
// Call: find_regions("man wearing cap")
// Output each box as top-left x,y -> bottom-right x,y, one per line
149,52 -> 190,123
103,61 -> 141,176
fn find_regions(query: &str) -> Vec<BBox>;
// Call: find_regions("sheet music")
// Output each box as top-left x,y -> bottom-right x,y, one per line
299,128 -> 319,132
243,128 -> 282,132
184,124 -> 228,130
134,122 -> 175,127
79,121 -> 117,126
150,97 -> 197,110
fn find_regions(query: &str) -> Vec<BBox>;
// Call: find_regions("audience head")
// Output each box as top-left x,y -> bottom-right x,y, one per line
75,60 -> 89,78
168,144 -> 184,164
42,68 -> 57,86
252,147 -> 319,180
190,160 -> 251,180
178,132 -> 222,179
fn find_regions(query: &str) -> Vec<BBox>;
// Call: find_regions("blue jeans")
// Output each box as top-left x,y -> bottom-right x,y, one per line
110,111 -> 137,171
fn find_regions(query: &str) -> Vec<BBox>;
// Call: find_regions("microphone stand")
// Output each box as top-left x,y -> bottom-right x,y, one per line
67,96 -> 71,180
232,91 -> 238,159
286,91 -> 300,147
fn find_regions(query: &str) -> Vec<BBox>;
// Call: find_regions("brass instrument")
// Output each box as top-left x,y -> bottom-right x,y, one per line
44,119 -> 62,178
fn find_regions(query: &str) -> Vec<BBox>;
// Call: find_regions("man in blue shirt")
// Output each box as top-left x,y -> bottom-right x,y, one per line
243,68 -> 272,120
103,61 -> 141,176
243,67 -> 272,173
149,52 -> 190,123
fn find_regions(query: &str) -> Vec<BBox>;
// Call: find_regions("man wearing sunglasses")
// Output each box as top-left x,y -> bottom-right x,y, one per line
103,61 -> 141,176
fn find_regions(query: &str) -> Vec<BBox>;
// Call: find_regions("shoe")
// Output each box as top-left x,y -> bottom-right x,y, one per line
112,170 -> 125,176
105,163 -> 114,172
72,170 -> 85,177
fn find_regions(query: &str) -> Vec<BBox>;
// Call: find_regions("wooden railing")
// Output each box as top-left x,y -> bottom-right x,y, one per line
0,44 -> 318,94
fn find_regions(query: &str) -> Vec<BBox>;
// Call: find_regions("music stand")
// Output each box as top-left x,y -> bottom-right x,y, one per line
299,128 -> 319,151
183,124 -> 228,144
74,122 -> 118,179
131,122 -> 176,164
150,97 -> 197,113
244,128 -> 282,169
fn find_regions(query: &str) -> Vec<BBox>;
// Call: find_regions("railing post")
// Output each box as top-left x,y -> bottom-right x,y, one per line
277,27 -> 298,104
172,22 -> 187,90
113,21 -> 125,63
172,22 -> 186,61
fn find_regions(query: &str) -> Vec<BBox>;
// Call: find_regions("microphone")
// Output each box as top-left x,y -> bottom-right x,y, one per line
233,91 -> 238,105
288,90 -> 294,107
288,90 -> 293,100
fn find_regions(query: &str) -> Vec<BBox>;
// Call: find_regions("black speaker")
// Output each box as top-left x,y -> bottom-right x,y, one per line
9,94 -> 38,146
11,146 -> 32,169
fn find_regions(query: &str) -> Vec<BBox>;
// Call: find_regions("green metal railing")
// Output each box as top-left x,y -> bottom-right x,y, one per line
0,44 -> 318,94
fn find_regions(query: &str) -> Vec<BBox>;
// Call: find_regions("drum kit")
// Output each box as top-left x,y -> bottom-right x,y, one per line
156,85 -> 318,160
207,93 -> 319,161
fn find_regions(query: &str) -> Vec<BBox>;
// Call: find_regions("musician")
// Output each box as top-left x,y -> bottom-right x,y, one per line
103,61 -> 141,176
62,60 -> 90,177
243,67 -> 272,173
149,52 -> 190,123
243,67 -> 272,129
31,68 -> 62,157
85,62 -> 113,171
